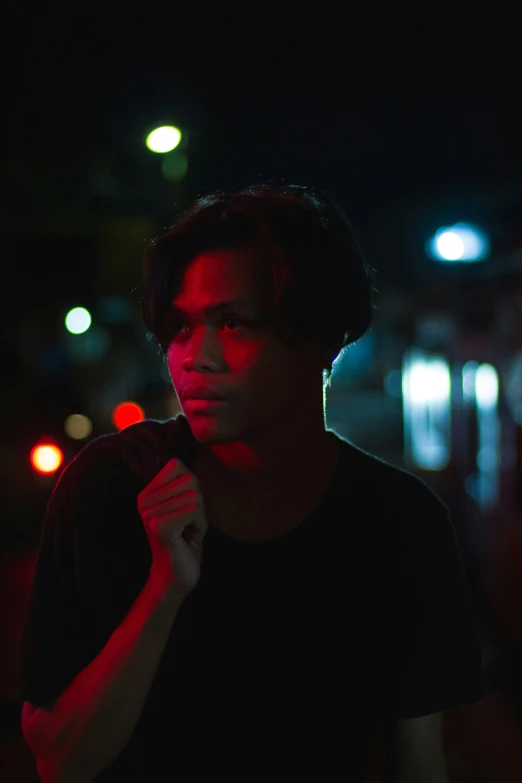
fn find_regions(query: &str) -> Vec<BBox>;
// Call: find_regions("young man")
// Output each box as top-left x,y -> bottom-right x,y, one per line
19,184 -> 485,782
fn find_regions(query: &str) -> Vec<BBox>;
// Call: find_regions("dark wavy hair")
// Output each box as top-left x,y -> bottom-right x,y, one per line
139,183 -> 378,386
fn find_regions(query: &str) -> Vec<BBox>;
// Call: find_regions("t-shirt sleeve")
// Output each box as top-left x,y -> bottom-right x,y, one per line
393,482 -> 487,719
17,440 -> 151,709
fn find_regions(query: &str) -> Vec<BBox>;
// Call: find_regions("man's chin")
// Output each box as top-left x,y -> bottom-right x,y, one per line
186,415 -> 237,444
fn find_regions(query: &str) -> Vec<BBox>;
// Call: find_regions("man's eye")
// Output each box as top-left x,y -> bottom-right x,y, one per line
222,317 -> 242,331
170,316 -> 249,336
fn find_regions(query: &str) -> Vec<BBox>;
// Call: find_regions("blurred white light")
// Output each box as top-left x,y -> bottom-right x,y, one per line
428,223 -> 489,262
402,349 -> 451,471
65,307 -> 91,334
146,126 -> 182,153
475,364 -> 498,409
437,231 -> 465,260
464,362 -> 500,511
407,358 -> 451,403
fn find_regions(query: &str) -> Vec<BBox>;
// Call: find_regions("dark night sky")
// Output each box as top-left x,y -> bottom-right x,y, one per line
2,2 -> 522,316
5,2 -> 522,205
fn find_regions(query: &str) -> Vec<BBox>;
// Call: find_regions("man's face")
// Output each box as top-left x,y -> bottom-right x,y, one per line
166,246 -> 329,444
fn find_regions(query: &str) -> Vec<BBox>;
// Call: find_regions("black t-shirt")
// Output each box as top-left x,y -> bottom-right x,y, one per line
18,414 -> 485,781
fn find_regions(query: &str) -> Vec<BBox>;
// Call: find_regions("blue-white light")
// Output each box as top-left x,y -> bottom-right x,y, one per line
402,349 -> 452,471
464,363 -> 500,510
427,223 -> 489,262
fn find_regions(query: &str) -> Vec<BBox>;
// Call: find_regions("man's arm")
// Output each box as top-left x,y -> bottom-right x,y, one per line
21,573 -> 183,783
389,711 -> 449,783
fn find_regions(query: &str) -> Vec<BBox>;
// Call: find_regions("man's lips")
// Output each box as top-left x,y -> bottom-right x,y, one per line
181,385 -> 226,400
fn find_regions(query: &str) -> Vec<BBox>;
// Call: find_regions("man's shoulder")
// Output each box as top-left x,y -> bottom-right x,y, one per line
63,415 -> 172,467
53,414 -> 193,497
335,438 -> 457,597
337,436 -> 450,518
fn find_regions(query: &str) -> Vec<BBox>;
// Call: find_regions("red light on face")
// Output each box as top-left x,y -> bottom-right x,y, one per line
112,402 -> 145,430
30,444 -> 64,474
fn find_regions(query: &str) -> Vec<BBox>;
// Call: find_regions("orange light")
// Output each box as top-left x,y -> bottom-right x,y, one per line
112,401 -> 145,430
30,443 -> 64,474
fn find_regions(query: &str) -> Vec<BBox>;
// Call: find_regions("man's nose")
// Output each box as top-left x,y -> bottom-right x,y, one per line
185,327 -> 223,370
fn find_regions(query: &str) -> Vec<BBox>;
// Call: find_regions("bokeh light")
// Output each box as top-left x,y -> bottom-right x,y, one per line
161,149 -> 189,182
475,364 -> 499,409
65,326 -> 110,363
98,296 -> 133,324
64,414 -> 93,440
30,443 -> 64,474
436,231 -> 465,260
65,307 -> 92,334
146,126 -> 182,153
427,223 -> 489,262
112,401 -> 145,430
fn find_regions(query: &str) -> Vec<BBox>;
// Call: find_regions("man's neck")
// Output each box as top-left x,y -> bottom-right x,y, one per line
199,422 -> 339,496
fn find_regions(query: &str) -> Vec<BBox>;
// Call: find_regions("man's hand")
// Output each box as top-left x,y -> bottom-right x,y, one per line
138,457 -> 208,598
